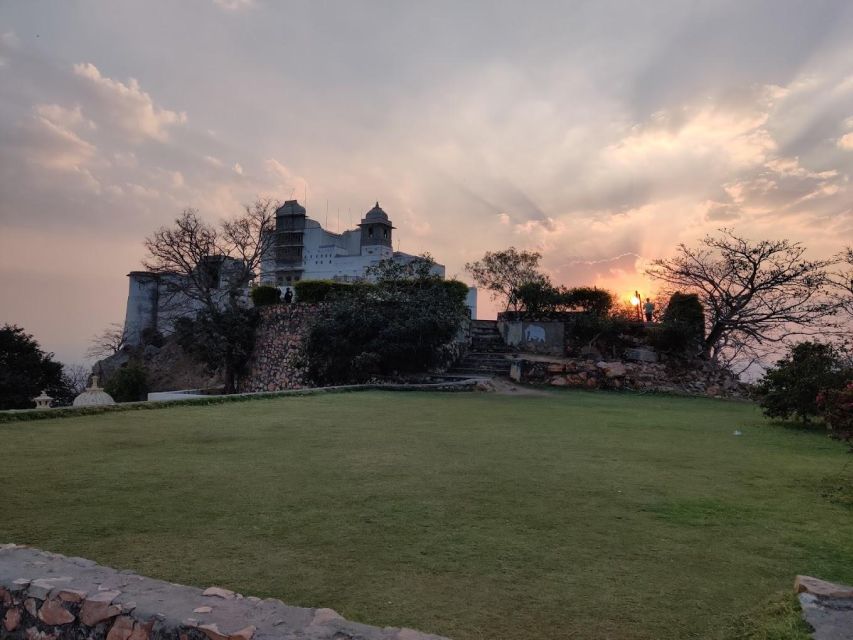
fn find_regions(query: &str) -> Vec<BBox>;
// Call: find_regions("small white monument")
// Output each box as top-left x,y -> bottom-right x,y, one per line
72,375 -> 116,407
33,390 -> 53,409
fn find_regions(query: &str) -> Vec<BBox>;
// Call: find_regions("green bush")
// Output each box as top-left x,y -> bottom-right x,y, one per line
516,281 -> 561,314
140,327 -> 165,348
293,280 -> 355,303
562,287 -> 614,317
104,363 -> 149,402
756,342 -> 852,423
251,285 -> 281,306
305,279 -> 467,385
818,382 -> 853,449
648,293 -> 705,356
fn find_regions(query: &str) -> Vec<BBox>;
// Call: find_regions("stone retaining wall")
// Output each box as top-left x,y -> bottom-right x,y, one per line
240,304 -> 321,393
512,356 -> 749,398
0,545 -> 447,640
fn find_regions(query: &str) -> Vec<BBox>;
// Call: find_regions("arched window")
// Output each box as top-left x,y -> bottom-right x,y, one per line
368,226 -> 374,238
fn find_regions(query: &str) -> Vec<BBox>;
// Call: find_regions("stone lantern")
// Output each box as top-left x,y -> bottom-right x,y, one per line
33,390 -> 53,409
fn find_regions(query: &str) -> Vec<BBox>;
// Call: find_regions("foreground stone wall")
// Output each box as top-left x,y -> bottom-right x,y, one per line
0,545 -> 447,640
512,356 -> 749,398
240,304 -> 322,393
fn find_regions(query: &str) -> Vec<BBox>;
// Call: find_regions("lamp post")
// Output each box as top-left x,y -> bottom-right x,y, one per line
631,290 -> 642,322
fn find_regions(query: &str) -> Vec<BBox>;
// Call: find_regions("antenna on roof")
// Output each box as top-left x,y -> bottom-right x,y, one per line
337,207 -> 340,233
325,199 -> 328,229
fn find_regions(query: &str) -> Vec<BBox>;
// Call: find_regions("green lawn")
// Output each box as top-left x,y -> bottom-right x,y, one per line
1,390 -> 850,639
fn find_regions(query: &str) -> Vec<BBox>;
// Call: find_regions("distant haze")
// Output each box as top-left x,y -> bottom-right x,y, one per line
1,1 -> 852,365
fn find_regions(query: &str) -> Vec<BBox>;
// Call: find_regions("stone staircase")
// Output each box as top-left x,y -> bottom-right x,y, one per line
449,320 -> 515,378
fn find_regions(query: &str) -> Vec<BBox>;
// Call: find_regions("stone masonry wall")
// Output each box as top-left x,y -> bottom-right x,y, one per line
239,304 -> 322,393
0,544 -> 446,640
513,356 -> 749,398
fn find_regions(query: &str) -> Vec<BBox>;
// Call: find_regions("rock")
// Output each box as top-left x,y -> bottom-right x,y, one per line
199,623 -> 229,640
795,575 -> 853,599
58,588 -> 87,603
596,361 -> 627,378
129,618 -> 154,640
25,598 -> 38,617
202,587 -> 236,600
548,376 -> 567,386
310,609 -> 343,626
3,608 -> 22,632
228,625 -> 256,640
193,607 -> 213,614
706,385 -> 721,396
80,592 -> 123,627
578,346 -> 602,360
38,598 -> 75,625
106,616 -> 135,640
546,363 -> 565,374
624,348 -> 658,363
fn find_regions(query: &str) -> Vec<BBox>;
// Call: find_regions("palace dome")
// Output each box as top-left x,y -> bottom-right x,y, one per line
363,202 -> 389,222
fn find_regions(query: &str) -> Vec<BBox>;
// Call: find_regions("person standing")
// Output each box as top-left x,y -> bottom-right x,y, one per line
283,287 -> 293,303
643,298 -> 655,322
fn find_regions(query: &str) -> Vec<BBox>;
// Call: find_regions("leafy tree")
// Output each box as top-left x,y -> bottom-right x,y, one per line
562,287 -> 614,317
366,253 -> 440,282
104,364 -> 149,402
174,306 -> 260,391
305,276 -> 468,385
465,247 -> 546,312
0,324 -> 70,409
756,342 -> 852,422
516,280 -> 560,314
143,199 -> 277,393
646,229 -> 835,370
86,322 -> 127,359
648,293 -> 705,356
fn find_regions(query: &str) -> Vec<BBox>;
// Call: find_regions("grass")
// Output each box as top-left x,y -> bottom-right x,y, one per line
1,390 -> 850,639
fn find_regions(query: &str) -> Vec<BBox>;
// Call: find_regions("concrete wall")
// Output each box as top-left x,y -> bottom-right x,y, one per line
497,320 -> 564,355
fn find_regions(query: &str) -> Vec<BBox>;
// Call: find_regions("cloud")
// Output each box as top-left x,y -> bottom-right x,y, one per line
72,62 -> 187,142
232,162 -> 243,175
839,132 -> 853,149
23,105 -> 96,172
213,0 -> 254,10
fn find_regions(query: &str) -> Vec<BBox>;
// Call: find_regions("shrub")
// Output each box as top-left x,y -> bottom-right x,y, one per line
818,382 -> 853,449
104,363 -> 149,402
648,293 -> 705,356
305,279 -> 467,385
661,292 -> 704,337
562,287 -> 614,317
756,342 -> 852,422
517,281 -> 561,314
140,327 -> 165,348
568,314 -> 634,356
251,285 -> 282,306
293,280 -> 355,303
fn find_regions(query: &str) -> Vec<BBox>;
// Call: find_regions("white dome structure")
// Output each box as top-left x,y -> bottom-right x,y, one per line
73,376 -> 116,407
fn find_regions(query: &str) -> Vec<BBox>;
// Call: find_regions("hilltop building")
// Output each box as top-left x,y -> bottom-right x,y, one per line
261,200 -> 444,285
123,200 -> 476,347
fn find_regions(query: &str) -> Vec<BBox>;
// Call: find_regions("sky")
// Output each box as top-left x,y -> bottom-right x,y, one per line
1,0 -> 852,366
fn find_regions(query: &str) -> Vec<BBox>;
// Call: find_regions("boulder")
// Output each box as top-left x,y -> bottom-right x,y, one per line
596,361 -> 627,378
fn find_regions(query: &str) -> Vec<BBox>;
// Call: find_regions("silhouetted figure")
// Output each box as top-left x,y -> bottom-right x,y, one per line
643,298 -> 655,322
283,287 -> 293,303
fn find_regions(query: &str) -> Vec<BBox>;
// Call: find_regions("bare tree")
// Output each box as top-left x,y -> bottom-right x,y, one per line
829,247 -> 853,317
142,198 -> 278,392
646,229 -> 836,370
86,323 -> 127,359
465,247 -> 546,311
62,363 -> 90,396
